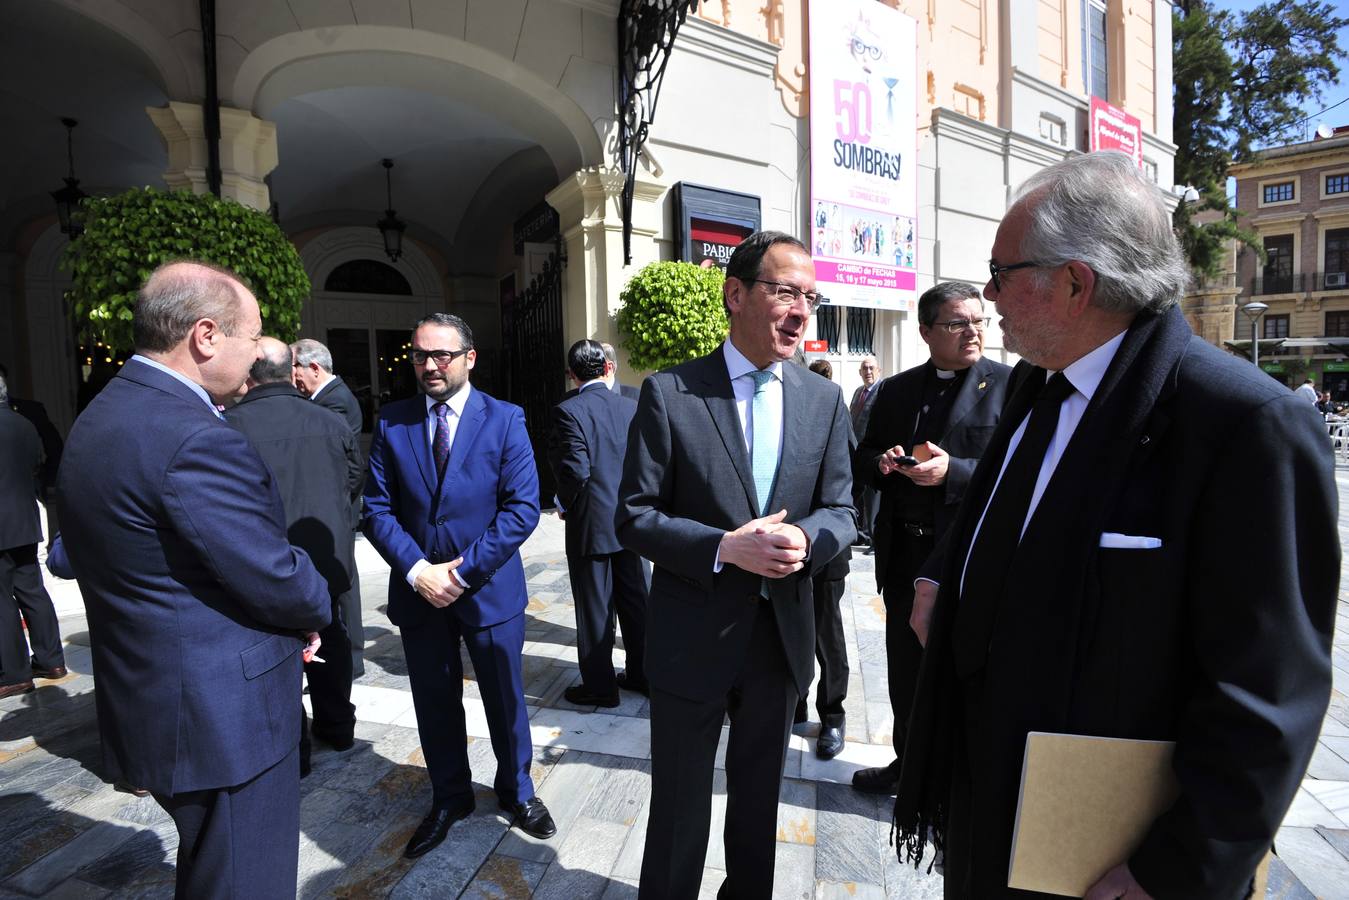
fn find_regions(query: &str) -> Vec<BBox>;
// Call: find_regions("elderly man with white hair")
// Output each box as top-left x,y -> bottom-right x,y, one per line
894,152 -> 1338,899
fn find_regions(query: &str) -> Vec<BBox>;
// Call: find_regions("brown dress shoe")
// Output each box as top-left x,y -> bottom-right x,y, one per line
0,681 -> 35,699
31,663 -> 67,680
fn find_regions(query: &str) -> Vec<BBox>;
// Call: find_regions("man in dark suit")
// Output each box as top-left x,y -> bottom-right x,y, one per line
0,373 -> 66,698
848,355 -> 881,545
547,339 -> 648,707
617,231 -> 855,899
58,261 -> 331,898
291,338 -> 367,677
601,341 -> 642,400
226,338 -> 364,763
0,363 -> 63,501
363,312 -> 555,857
894,152 -> 1339,898
850,282 -> 1010,795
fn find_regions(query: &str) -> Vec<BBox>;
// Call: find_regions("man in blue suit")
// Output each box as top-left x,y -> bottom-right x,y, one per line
58,261 -> 331,899
362,312 -> 555,858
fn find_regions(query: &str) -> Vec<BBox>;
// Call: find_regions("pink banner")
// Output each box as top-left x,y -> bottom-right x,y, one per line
815,261 -> 915,291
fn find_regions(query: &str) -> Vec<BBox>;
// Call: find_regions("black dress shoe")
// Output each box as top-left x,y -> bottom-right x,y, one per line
563,684 -> 620,708
816,725 -> 845,760
500,797 -> 556,839
113,781 -> 151,797
311,725 -> 355,751
405,796 -> 475,858
851,760 -> 902,795
615,671 -> 649,696
30,661 -> 67,680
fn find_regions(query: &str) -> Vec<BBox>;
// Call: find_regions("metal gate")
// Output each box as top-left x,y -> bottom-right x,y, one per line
503,249 -> 566,505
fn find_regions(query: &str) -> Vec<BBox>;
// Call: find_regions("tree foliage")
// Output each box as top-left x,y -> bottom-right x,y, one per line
1173,0 -> 1346,276
616,261 -> 728,371
62,188 -> 311,352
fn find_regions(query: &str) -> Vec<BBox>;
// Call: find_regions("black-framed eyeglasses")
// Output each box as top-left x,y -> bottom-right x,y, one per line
933,316 -> 996,334
747,279 -> 825,313
411,348 -> 472,366
988,259 -> 1042,292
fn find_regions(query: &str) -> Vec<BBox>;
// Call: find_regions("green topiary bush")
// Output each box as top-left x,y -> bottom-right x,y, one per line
616,261 -> 728,371
61,187 -> 310,352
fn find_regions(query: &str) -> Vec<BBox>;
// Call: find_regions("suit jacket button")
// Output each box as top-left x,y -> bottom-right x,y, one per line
436,517 -> 445,525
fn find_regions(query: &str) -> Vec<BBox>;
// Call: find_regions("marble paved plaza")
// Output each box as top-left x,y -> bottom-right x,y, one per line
5,467 -> 1349,898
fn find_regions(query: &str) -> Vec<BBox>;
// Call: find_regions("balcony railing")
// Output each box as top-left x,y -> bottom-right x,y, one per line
1250,273 -> 1305,296
1313,271 -> 1349,292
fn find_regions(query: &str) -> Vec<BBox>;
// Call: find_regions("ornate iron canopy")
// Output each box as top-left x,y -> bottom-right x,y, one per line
618,0 -> 701,265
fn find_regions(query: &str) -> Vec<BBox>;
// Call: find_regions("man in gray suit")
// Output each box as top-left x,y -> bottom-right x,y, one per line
618,230 -> 855,899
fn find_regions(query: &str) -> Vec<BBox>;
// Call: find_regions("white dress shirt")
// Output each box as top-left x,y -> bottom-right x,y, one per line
309,370 -> 337,401
958,329 -> 1127,593
407,382 -> 473,589
713,341 -> 785,572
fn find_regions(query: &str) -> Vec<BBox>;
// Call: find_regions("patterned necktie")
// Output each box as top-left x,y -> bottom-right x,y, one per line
749,369 -> 778,516
432,402 -> 451,480
953,370 -> 1076,676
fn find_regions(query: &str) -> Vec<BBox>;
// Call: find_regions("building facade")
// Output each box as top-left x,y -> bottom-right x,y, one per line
0,0 -> 1175,447
1229,128 -> 1349,397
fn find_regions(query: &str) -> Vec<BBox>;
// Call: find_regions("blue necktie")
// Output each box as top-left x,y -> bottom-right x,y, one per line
749,369 -> 778,516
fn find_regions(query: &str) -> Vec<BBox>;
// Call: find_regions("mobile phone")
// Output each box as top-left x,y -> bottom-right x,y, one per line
896,455 -> 919,467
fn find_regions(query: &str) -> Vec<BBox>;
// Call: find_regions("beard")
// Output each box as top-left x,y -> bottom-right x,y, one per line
420,370 -> 465,400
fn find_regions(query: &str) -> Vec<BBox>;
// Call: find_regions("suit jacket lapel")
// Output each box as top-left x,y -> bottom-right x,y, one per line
403,401 -> 437,495
940,357 -> 997,445
697,353 -> 759,517
438,390 -> 486,502
941,362 -> 1045,588
776,362 -> 809,510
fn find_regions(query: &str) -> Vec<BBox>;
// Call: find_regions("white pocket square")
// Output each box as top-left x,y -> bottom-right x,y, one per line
1099,532 -> 1162,549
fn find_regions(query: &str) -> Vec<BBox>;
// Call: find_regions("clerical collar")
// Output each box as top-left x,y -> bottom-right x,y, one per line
934,367 -> 957,380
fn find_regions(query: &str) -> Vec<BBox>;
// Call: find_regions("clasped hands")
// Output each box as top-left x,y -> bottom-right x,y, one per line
719,510 -> 809,578
415,557 -> 467,607
877,441 -> 949,486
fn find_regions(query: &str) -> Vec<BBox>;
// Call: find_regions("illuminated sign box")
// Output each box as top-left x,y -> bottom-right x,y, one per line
673,183 -> 761,270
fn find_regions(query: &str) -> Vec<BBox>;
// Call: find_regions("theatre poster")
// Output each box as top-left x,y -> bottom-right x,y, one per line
807,0 -> 918,313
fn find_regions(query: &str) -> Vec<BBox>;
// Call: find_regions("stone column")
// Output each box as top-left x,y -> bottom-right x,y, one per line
1181,284 -> 1240,348
145,102 -> 278,212
546,166 -> 667,376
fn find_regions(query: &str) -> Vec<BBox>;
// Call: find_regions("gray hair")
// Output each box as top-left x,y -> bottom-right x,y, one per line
917,282 -> 981,327
1013,151 -> 1189,314
0,373 -> 8,406
133,261 -> 248,353
600,341 -> 619,373
291,338 -> 333,373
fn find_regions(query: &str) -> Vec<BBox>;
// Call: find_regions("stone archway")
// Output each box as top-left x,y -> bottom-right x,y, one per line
231,26 -> 604,177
